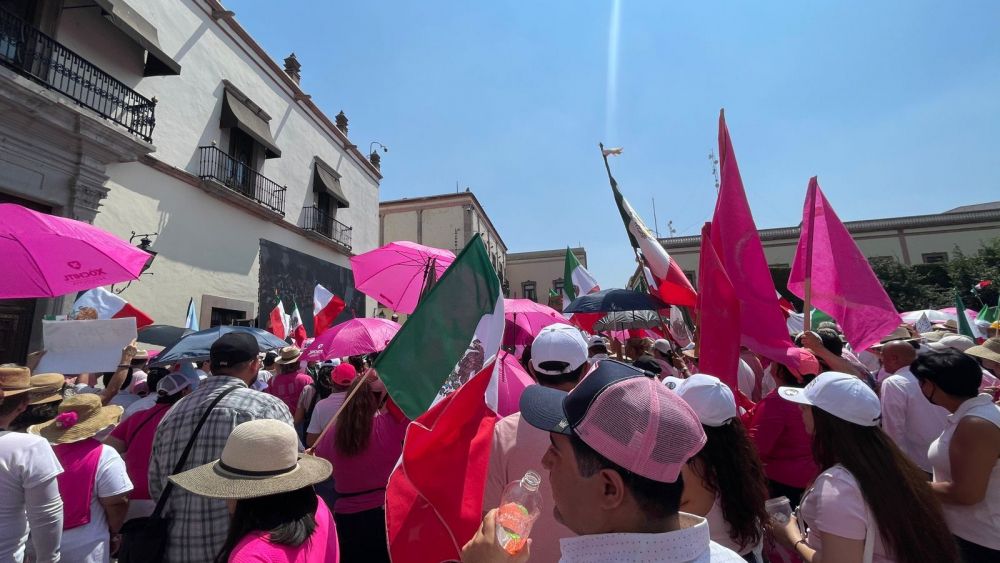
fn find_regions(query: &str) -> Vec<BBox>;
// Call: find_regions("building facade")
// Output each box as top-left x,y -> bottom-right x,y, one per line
0,0 -> 381,362
660,202 -> 1000,287
380,190 -> 508,291
507,248 -> 588,309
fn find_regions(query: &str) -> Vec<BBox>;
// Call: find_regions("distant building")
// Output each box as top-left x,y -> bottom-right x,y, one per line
660,202 -> 1000,287
507,248 -> 588,308
0,0 -> 381,362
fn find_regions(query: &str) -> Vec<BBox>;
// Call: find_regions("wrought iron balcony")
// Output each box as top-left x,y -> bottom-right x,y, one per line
0,7 -> 156,142
302,206 -> 352,250
198,145 -> 286,215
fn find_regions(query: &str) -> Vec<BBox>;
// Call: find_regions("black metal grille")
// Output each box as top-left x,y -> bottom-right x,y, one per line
199,145 -> 286,215
302,206 -> 352,250
0,7 -> 156,142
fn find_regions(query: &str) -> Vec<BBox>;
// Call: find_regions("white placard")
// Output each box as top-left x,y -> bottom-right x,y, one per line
36,318 -> 137,374
915,312 -> 933,335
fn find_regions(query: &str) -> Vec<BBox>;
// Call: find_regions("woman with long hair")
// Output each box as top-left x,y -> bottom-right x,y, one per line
913,349 -> 1000,563
774,371 -> 958,563
314,370 -> 408,563
677,374 -> 770,562
747,348 -> 822,507
168,419 -> 337,562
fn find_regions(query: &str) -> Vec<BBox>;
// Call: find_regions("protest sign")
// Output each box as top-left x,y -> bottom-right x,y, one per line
36,318 -> 137,374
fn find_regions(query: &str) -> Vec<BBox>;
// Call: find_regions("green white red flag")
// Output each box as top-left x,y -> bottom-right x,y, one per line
562,247 -> 600,310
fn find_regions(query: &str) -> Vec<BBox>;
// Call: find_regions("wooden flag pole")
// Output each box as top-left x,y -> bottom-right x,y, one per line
306,367 -> 374,453
802,178 -> 818,332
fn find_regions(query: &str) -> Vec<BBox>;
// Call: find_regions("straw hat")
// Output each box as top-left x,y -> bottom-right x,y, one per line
876,326 -> 919,346
273,346 -> 303,365
28,373 -> 65,405
0,366 -> 49,397
931,319 -> 958,332
169,419 -> 331,499
966,338 -> 1000,365
28,394 -> 123,444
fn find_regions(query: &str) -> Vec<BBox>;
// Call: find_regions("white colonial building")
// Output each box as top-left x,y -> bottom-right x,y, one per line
0,0 -> 381,362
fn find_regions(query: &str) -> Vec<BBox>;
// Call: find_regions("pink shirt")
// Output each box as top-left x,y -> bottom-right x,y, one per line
265,372 -> 313,413
484,413 -> 575,563
799,465 -> 891,562
229,496 -> 339,562
315,410 -> 408,514
748,389 -> 819,488
109,402 -> 172,500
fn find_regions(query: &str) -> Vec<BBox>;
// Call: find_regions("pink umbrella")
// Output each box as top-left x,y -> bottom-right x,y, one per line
497,351 -> 535,417
503,299 -> 566,346
350,241 -> 455,314
304,318 -> 401,360
0,204 -> 152,298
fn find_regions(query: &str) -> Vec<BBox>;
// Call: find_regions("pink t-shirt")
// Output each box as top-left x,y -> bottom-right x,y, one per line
229,496 -> 339,562
265,372 -> 313,413
109,402 -> 172,500
315,410 -> 408,514
799,465 -> 891,563
747,389 -> 819,488
484,412 -> 575,563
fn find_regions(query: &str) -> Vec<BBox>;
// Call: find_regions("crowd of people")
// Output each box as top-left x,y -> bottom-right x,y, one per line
1,314 -> 999,562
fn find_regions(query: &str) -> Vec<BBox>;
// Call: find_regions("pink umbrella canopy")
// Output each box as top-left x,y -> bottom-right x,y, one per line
304,318 -> 401,360
503,299 -> 566,347
496,351 -> 535,417
0,204 -> 152,298
350,241 -> 455,314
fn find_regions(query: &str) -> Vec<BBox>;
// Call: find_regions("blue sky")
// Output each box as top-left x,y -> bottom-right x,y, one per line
234,0 -> 1000,285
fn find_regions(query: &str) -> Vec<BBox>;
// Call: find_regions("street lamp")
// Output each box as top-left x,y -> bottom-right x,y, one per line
369,141 -> 388,168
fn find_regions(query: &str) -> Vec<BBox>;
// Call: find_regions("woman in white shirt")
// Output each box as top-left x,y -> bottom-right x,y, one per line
676,374 -> 769,561
912,349 -> 1000,563
773,372 -> 957,563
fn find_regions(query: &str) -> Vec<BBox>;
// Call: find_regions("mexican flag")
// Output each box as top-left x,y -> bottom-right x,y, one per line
382,234 -> 505,563
289,302 -> 307,347
313,284 -> 345,336
268,299 -> 289,340
562,247 -> 600,310
955,291 -> 977,339
71,287 -> 153,328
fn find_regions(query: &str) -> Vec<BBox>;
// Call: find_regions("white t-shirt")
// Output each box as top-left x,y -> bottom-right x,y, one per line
879,367 -> 949,472
307,392 -> 348,435
60,445 -> 133,563
109,391 -> 140,410
0,431 -> 63,563
799,465 -> 891,563
122,394 -> 157,421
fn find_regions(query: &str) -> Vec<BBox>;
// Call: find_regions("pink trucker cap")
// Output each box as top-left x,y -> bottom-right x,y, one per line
520,360 -> 706,483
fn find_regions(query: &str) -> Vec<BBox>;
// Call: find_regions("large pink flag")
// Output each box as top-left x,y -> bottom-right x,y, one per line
697,223 -> 741,391
711,110 -> 798,367
788,177 -> 900,352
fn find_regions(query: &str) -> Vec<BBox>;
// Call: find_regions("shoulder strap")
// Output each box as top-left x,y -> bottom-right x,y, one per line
151,385 -> 240,517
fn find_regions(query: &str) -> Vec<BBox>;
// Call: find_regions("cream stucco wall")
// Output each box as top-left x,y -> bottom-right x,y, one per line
507,249 -> 587,304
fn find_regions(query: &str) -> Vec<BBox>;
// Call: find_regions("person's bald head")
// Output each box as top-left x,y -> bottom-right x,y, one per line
882,340 -> 917,374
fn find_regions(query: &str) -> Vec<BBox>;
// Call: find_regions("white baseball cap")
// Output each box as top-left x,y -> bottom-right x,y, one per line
927,334 -> 976,353
531,323 -> 589,376
675,374 -> 738,427
778,371 -> 881,427
157,373 -> 191,398
587,335 -> 608,348
653,339 -> 672,354
661,376 -> 685,391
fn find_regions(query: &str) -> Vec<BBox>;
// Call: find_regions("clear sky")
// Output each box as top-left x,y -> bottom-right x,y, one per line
233,0 -> 1000,286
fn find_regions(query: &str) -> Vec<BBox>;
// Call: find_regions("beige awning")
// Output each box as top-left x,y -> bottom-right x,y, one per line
313,162 -> 349,208
220,91 -> 282,159
94,0 -> 181,76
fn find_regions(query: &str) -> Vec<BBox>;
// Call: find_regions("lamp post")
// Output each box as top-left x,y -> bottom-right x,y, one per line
369,141 -> 388,169
112,231 -> 158,294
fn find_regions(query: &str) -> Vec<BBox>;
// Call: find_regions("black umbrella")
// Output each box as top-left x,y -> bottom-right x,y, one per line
563,288 -> 667,314
151,326 -> 288,366
593,310 -> 668,332
137,324 -> 194,347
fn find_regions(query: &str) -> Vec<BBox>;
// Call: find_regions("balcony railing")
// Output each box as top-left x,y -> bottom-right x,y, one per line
0,7 -> 156,142
198,145 -> 286,215
302,206 -> 352,250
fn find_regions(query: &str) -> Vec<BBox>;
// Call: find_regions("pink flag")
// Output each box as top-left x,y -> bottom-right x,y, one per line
711,110 -> 798,367
697,223 -> 741,391
788,177 -> 901,352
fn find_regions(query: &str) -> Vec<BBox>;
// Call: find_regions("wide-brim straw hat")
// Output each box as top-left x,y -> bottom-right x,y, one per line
28,394 -> 123,444
875,326 -> 920,346
28,373 -> 65,405
966,338 -> 1000,365
0,365 -> 48,397
169,419 -> 331,500
273,346 -> 303,365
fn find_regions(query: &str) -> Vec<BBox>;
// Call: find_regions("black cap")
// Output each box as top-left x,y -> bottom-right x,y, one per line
519,360 -> 646,435
632,354 -> 662,376
262,350 -> 279,367
210,333 -> 259,368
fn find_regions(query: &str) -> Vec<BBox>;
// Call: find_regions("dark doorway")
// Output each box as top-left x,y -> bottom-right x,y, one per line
0,299 -> 36,364
210,307 -> 248,327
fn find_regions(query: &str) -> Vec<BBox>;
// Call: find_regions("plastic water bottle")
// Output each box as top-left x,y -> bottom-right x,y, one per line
495,470 -> 543,555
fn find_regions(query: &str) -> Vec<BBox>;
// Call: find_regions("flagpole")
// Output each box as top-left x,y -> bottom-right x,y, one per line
307,368 -> 372,453
802,178 -> 818,332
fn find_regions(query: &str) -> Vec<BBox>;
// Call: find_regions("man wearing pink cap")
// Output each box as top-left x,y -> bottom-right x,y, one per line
464,360 -> 743,562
